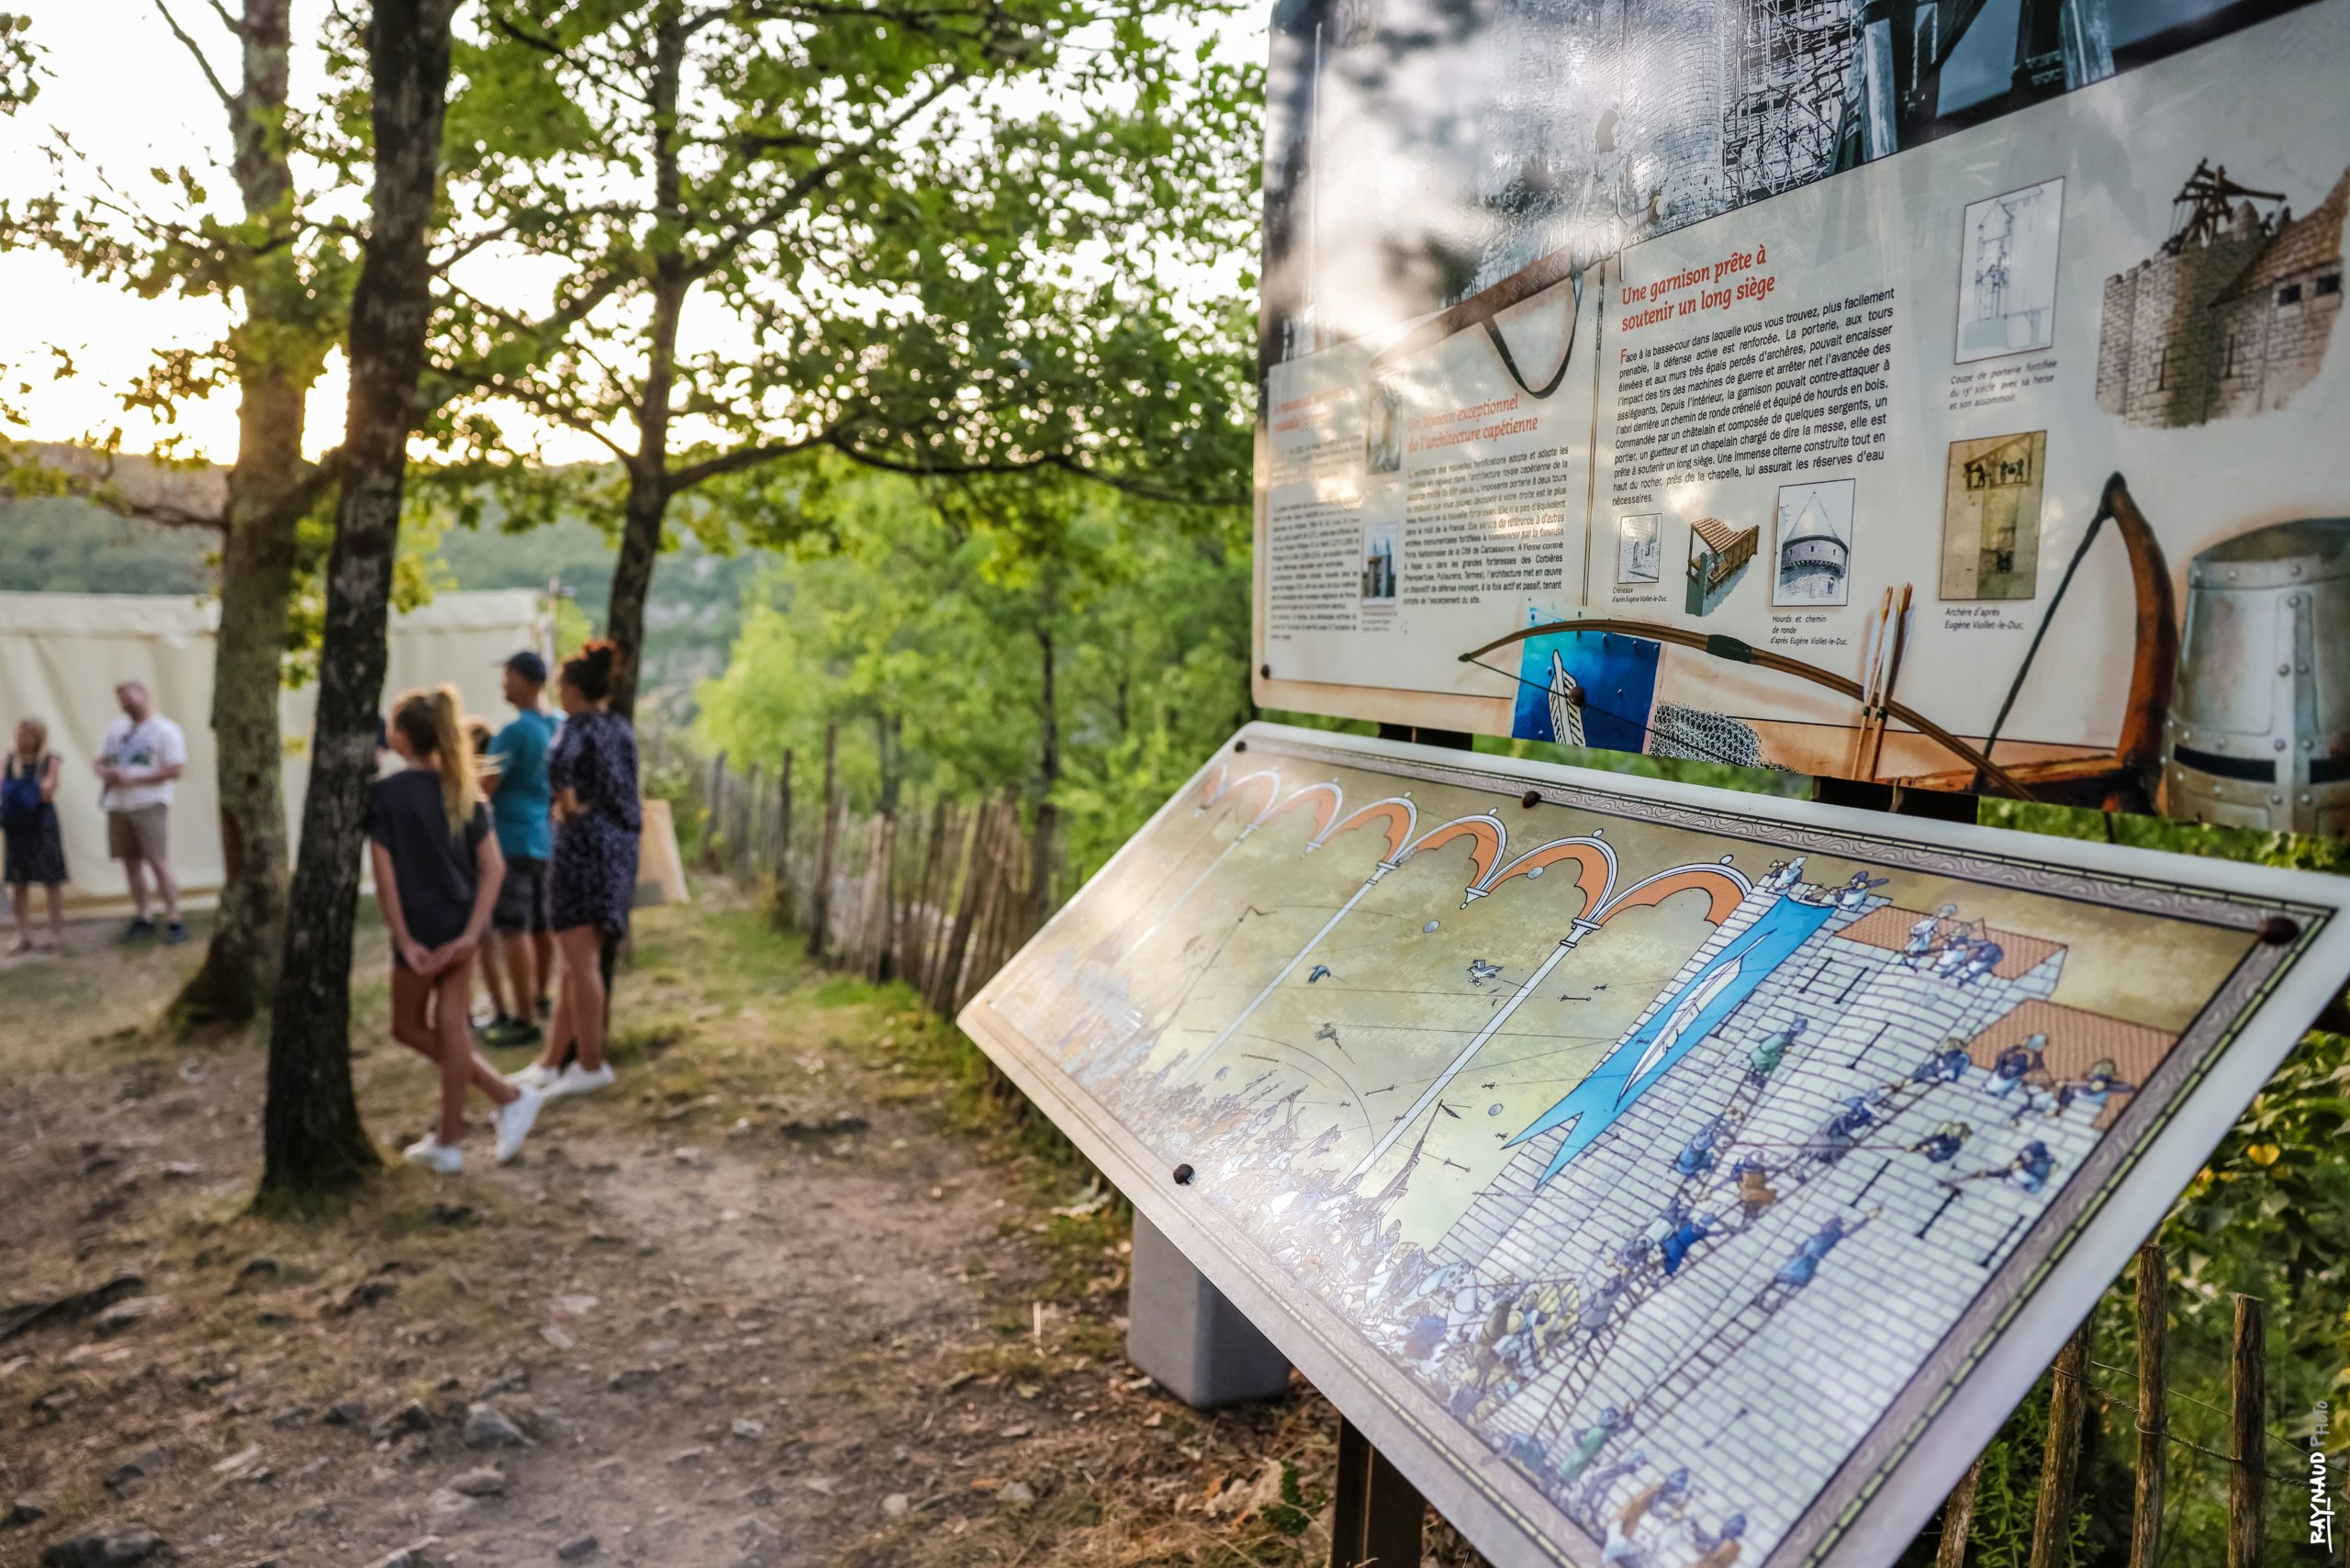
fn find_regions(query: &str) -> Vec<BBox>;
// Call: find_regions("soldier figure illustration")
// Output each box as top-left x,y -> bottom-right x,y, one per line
1674,1114 -> 1740,1176
2053,1058 -> 2136,1118
1746,1015 -> 1807,1084
1557,1406 -> 1633,1483
1985,1033 -> 2048,1099
1911,1039 -> 1974,1086
1909,1120 -> 1972,1163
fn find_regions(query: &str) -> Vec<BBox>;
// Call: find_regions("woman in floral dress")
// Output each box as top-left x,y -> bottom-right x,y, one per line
512,642 -> 640,1099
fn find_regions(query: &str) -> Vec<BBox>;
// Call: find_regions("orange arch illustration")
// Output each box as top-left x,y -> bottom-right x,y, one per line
1597,864 -> 1750,925
1484,838 -> 1616,913
1199,767 -> 1283,823
1268,780 -> 1344,840
1325,797 -> 1418,860
1406,815 -> 1506,888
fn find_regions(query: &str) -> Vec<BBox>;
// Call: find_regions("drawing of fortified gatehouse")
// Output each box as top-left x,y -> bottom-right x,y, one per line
2097,161 -> 2348,429
1420,887 -> 2169,1551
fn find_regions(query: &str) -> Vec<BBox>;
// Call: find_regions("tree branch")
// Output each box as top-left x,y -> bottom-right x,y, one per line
431,202 -> 648,272
435,363 -> 638,465
151,0 -> 236,109
825,434 -> 1246,509
684,63 -> 970,282
2,444 -> 229,532
252,448 -> 342,533
666,431 -> 829,492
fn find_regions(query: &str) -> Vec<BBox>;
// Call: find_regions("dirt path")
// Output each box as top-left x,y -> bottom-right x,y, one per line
1,905 -> 1365,1568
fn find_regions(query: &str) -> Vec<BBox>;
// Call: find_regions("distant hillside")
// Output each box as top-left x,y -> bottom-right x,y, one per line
434,516 -> 772,713
0,498 -> 216,594
1,498 -> 773,715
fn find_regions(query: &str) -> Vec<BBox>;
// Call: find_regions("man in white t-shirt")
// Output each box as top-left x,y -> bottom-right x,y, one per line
95,681 -> 187,944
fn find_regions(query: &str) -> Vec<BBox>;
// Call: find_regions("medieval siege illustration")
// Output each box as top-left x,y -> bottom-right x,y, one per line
980,751 -> 2257,1566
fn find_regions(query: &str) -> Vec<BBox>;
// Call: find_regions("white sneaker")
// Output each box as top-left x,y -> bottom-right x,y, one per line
493,1085 -> 545,1164
509,1061 -> 559,1092
549,1062 -> 615,1100
402,1136 -> 464,1174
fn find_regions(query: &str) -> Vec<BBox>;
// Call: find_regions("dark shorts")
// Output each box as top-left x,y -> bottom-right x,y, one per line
493,855 -> 549,934
391,910 -> 471,973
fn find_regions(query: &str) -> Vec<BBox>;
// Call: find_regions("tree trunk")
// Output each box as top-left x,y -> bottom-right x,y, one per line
600,4 -> 687,721
178,370 -> 306,1025
1035,622 -> 1058,795
174,0 -> 326,1025
605,457 -> 670,721
259,0 -> 455,1204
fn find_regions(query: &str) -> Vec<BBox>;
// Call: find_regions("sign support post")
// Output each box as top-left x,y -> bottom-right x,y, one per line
1333,1416 -> 1427,1568
1125,1214 -> 1292,1408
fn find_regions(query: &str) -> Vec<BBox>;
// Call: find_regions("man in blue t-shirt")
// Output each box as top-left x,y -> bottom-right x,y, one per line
481,651 -> 558,1047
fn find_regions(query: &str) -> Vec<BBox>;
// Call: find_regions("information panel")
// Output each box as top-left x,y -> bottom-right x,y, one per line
1251,0 -> 2350,810
962,724 -> 2350,1567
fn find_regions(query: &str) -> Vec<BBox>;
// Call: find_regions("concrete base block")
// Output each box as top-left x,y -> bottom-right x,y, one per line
1125,1213 -> 1291,1408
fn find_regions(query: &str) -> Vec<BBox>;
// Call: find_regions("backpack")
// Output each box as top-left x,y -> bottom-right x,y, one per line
0,756 -> 40,832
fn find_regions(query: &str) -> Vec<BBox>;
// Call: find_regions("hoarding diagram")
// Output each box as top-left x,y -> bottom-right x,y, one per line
964,727 -> 2350,1568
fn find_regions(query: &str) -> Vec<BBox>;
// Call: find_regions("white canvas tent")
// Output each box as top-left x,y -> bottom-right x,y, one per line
0,589 -> 546,908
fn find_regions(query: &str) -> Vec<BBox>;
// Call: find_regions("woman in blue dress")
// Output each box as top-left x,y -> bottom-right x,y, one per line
513,642 -> 640,1100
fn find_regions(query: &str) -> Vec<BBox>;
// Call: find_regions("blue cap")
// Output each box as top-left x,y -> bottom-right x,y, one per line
503,650 -> 549,682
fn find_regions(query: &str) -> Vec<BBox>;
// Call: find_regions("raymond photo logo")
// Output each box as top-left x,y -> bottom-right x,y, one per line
2315,1401 -> 2336,1551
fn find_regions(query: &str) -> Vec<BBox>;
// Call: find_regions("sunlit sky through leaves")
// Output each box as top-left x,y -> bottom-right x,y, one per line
0,0 -> 1264,467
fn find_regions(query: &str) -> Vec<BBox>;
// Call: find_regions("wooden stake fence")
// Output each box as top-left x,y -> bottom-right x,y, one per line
1923,1246 -> 2288,1568
682,744 -> 1061,1015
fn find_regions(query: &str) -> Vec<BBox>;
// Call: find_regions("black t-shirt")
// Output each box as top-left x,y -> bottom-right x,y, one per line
368,768 -> 490,948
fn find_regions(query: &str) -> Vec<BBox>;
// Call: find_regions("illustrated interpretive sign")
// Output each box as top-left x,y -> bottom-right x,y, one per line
961,724 -> 2350,1567
1251,0 -> 2350,820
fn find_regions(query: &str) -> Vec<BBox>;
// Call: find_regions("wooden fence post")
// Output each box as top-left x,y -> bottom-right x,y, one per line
808,723 -> 839,959
2027,1325 -> 2090,1568
775,748 -> 795,920
930,798 -> 998,1014
2132,1246 -> 2167,1568
912,803 -> 958,1001
909,799 -> 951,991
967,788 -> 1024,1008
1936,1452 -> 1986,1568
954,801 -> 1006,1013
704,750 -> 728,869
742,761 -> 761,881
2231,1294 -> 2266,1568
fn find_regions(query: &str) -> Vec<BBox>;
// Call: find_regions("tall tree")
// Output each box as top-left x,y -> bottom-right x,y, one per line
429,0 -> 1257,715
1,2 -> 353,1024
259,0 -> 458,1201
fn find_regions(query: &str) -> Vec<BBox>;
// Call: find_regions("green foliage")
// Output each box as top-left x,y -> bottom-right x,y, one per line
0,12 -> 39,115
695,461 -> 1252,875
421,0 -> 1260,549
0,6 -> 358,461
1260,1460 -> 1325,1538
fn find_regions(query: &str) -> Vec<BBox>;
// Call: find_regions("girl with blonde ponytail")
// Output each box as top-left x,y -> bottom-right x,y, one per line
397,685 -> 478,838
370,687 -> 543,1173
